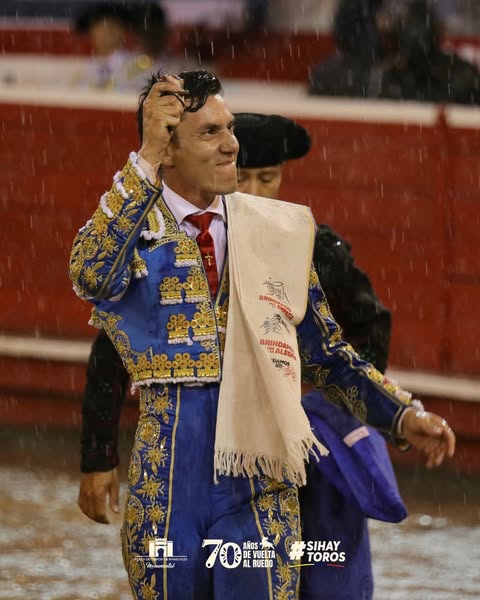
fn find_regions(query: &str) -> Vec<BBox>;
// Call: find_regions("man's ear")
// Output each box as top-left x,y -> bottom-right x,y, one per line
161,138 -> 176,167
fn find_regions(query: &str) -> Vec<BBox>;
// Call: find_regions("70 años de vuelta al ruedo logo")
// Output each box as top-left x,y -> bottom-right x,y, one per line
202,538 -> 276,569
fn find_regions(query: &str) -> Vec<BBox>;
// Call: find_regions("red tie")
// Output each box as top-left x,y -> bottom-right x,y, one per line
185,213 -> 219,296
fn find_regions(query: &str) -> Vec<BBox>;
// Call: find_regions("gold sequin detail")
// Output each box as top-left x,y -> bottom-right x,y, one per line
166,314 -> 191,344
174,237 -> 198,265
159,276 -> 184,304
191,302 -> 216,339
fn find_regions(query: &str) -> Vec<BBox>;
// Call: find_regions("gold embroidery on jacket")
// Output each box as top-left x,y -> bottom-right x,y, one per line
195,352 -> 220,379
183,269 -> 209,303
308,264 -> 319,288
174,237 -> 198,266
102,235 -> 118,255
131,248 -> 147,277
88,210 -> 230,385
171,353 -> 196,379
159,276 -> 184,305
82,236 -> 99,259
313,367 -> 331,387
122,162 -> 151,205
147,194 -> 183,246
324,384 -> 367,421
105,185 -> 125,215
191,302 -> 217,341
69,157 -> 159,299
166,314 -> 192,345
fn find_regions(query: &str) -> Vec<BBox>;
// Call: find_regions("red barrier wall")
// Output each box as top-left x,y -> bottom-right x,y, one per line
281,116 -> 480,375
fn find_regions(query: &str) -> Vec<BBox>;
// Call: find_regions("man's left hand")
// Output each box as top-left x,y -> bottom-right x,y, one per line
400,409 -> 456,468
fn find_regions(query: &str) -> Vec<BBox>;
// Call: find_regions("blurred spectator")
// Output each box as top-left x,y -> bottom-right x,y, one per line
73,1 -> 135,90
265,0 -> 338,32
125,2 -> 193,91
379,0 -> 480,103
309,0 -> 480,104
308,0 -> 385,98
435,0 -> 480,35
72,1 -> 190,93
122,2 -> 173,91
244,0 -> 269,32
133,2 -> 169,60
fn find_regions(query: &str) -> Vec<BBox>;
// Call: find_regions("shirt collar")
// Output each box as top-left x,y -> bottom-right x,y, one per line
161,181 -> 225,225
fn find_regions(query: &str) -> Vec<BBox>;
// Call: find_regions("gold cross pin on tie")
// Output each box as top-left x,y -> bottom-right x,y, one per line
204,253 -> 213,266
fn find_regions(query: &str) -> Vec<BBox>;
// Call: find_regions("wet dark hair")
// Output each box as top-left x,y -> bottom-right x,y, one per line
136,70 -> 223,143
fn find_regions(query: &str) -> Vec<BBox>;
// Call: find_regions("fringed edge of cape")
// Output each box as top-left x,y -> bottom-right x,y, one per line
214,436 -> 329,487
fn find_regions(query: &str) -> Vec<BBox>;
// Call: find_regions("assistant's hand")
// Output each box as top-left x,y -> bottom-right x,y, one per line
78,468 -> 120,524
139,74 -> 188,166
400,409 -> 456,468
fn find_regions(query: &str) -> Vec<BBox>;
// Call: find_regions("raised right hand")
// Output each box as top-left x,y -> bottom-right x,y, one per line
139,74 -> 188,167
78,468 -> 120,524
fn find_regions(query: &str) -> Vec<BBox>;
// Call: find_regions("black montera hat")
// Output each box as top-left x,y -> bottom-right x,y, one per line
75,2 -> 133,33
234,113 -> 311,168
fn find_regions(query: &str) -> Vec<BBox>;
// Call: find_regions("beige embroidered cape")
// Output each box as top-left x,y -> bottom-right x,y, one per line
214,192 -> 329,486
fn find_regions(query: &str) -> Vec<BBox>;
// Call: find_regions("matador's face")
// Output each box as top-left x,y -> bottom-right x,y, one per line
163,94 -> 239,208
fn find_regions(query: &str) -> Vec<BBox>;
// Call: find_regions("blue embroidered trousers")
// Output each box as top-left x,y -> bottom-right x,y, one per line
121,383 -> 301,600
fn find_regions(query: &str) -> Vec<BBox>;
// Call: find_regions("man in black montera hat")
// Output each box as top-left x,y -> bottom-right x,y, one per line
72,74 -> 454,599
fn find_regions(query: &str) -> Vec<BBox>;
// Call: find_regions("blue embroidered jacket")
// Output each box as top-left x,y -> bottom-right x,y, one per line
70,153 -> 410,448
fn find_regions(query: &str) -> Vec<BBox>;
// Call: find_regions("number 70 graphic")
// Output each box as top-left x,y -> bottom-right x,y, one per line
202,539 -> 243,569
